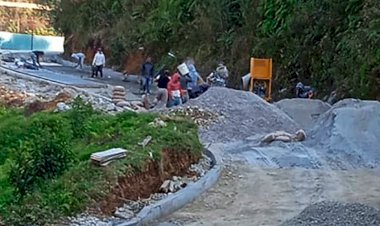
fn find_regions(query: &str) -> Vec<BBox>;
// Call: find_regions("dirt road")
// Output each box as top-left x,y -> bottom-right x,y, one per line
155,164 -> 380,226
154,91 -> 380,226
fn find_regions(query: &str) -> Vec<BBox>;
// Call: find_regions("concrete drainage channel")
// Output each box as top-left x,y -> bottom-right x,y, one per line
116,149 -> 222,226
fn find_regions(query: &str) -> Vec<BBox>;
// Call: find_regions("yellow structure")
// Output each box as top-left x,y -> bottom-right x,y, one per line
249,58 -> 273,102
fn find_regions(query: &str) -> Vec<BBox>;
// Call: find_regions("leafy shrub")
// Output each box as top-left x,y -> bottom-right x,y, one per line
9,114 -> 73,196
68,96 -> 95,139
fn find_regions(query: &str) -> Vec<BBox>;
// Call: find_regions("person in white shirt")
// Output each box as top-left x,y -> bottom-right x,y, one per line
92,48 -> 106,78
71,52 -> 85,69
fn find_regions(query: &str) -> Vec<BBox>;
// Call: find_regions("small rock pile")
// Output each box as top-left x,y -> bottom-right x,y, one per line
189,154 -> 213,177
160,176 -> 191,193
166,106 -> 220,128
159,154 -> 213,193
0,86 -> 29,107
281,201 -> 380,226
113,193 -> 169,220
69,214 -> 114,226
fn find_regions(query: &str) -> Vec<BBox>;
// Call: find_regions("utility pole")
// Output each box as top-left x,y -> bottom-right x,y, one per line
31,22 -> 35,50
31,31 -> 34,50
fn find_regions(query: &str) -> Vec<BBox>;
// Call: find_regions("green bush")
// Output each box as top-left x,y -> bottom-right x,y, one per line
68,96 -> 95,139
9,114 -> 73,196
0,102 -> 202,225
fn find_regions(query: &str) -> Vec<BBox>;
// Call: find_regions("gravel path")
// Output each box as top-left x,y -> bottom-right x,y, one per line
281,201 -> 380,226
187,87 -> 300,143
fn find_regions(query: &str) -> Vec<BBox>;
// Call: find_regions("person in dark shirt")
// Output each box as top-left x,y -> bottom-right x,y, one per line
31,51 -> 44,68
180,73 -> 192,103
141,57 -> 155,94
156,70 -> 170,89
154,70 -> 170,108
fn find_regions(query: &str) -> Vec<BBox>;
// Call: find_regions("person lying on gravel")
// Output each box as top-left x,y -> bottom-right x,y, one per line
261,129 -> 306,144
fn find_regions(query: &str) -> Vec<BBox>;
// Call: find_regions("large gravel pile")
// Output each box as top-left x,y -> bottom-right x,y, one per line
309,99 -> 380,169
187,87 -> 300,143
275,98 -> 331,129
281,201 -> 380,226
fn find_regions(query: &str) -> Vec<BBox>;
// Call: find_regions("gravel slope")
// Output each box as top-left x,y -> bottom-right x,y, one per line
187,87 -> 300,143
281,201 -> 380,226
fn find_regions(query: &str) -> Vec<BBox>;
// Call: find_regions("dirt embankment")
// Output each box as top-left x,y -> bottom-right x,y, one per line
99,149 -> 201,215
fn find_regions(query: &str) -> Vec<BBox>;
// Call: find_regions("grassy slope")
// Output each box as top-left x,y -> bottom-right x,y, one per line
0,103 -> 202,225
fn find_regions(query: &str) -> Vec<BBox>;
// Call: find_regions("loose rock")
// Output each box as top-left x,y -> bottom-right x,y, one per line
281,201 -> 380,226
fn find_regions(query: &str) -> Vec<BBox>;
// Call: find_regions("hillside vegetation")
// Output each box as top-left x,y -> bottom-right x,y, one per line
43,0 -> 379,100
0,0 -> 55,35
0,98 -> 202,225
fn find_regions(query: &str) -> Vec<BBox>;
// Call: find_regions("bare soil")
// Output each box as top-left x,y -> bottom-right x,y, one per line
156,164 -> 380,226
99,149 -> 201,215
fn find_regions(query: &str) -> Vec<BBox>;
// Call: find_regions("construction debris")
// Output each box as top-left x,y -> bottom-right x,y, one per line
166,106 -> 220,128
261,129 -> 306,144
160,176 -> 188,193
90,148 -> 128,166
138,136 -> 152,148
114,208 -> 135,220
160,154 -> 213,194
0,85 -> 29,107
24,91 -> 74,115
148,118 -> 167,128
189,154 -> 213,177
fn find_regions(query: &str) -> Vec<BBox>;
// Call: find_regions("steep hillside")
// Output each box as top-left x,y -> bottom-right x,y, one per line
43,0 -> 380,100
0,0 -> 55,35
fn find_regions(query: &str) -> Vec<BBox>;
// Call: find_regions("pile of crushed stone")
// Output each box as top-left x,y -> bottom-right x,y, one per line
275,98 -> 331,129
165,106 -> 220,129
281,201 -> 380,226
186,87 -> 300,143
308,99 -> 380,169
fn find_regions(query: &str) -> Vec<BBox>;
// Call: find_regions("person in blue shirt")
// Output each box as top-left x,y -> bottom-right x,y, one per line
185,58 -> 205,98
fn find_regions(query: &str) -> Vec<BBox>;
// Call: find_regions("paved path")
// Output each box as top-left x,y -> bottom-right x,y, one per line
1,59 -> 156,101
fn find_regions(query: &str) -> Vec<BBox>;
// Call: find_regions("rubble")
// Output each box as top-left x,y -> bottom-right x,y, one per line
114,208 -> 135,220
160,176 -> 188,193
0,72 -> 143,114
189,154 -> 213,177
281,201 -> 380,226
138,136 -> 152,148
0,85 -> 29,107
160,154 -> 213,194
165,106 -> 220,128
69,214 -> 115,226
56,102 -> 71,112
148,118 -> 167,128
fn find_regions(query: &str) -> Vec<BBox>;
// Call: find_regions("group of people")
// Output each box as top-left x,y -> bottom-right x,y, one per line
144,57 -> 208,108
71,48 -> 106,78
